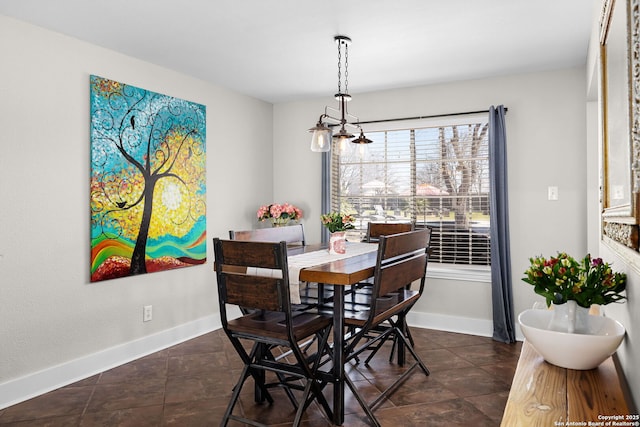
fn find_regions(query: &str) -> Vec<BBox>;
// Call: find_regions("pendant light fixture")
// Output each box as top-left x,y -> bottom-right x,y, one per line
309,35 -> 372,152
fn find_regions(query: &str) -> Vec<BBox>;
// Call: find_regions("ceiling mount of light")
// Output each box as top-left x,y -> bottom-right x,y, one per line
309,35 -> 372,152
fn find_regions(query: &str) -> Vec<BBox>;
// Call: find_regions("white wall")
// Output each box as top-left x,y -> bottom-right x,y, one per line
275,67 -> 588,328
598,244 -> 640,410
0,15 -> 273,407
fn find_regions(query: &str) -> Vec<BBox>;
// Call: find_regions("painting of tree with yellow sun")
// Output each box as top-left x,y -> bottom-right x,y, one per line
90,75 -> 206,282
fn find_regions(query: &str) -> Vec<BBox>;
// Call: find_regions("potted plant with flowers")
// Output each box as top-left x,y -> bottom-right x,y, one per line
320,212 -> 355,254
522,252 -> 626,332
257,203 -> 303,227
519,252 -> 627,370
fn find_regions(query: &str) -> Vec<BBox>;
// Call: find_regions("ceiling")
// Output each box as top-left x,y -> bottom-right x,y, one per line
0,0 -> 596,103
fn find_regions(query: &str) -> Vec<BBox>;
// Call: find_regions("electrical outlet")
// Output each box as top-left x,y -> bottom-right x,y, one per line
548,186 -> 559,201
143,305 -> 153,322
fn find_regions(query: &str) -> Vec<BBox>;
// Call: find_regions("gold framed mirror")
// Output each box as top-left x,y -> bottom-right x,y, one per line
600,0 -> 640,250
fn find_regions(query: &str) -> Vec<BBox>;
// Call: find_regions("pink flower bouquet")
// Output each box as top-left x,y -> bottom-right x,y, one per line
257,203 -> 303,226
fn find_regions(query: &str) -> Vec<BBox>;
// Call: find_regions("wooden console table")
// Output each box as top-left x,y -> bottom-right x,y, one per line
501,340 -> 632,426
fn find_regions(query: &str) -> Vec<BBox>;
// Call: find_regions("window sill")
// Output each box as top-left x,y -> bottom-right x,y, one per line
426,264 -> 491,283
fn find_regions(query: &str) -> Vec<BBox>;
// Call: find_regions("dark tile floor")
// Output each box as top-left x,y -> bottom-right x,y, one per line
0,327 -> 522,426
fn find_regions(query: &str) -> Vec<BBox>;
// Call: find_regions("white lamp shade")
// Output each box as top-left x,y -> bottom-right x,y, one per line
310,128 -> 332,152
336,136 -> 350,155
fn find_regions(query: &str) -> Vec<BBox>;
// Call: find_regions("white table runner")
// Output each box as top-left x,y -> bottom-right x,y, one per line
288,242 -> 377,303
246,242 -> 378,304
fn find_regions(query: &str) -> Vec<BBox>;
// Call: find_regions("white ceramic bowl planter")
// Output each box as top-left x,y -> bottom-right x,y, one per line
518,308 -> 625,370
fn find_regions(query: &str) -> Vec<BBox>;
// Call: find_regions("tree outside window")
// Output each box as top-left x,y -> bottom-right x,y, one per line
331,117 -> 490,265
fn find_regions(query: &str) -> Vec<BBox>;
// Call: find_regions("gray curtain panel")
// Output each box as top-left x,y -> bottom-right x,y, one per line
489,105 -> 516,343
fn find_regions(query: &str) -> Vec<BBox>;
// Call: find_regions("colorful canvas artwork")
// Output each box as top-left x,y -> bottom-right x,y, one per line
90,75 -> 206,282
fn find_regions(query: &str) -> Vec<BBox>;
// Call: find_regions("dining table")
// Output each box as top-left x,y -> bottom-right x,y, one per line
287,241 -> 381,426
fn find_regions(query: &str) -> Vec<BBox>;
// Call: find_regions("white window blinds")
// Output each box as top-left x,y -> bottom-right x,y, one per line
331,114 -> 491,265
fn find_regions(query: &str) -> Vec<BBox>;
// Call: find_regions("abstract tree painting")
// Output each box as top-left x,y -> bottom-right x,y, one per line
90,76 -> 206,282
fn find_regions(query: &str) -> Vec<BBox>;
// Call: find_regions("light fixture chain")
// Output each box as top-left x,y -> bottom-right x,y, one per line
344,42 -> 349,95
337,40 -> 342,94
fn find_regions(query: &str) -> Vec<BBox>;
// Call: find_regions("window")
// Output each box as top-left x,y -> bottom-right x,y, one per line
330,114 -> 491,267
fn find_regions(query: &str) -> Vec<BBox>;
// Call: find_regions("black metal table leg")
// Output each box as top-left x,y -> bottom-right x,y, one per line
332,286 -> 345,425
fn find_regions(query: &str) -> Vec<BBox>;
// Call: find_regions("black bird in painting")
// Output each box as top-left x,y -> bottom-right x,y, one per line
130,115 -> 135,129
116,201 -> 126,208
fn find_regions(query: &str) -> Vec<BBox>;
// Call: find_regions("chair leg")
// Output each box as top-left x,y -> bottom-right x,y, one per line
266,326 -> 335,424
254,344 -> 268,403
364,326 -> 394,365
292,381 -> 313,427
301,335 -> 317,354
228,340 -> 274,405
309,328 -> 334,419
405,318 -> 415,347
388,335 -> 397,363
357,320 -> 398,366
387,319 -> 415,363
221,363 -> 252,426
295,326 -> 334,420
364,330 -> 429,414
344,375 -> 381,427
394,326 -> 430,376
262,346 -> 298,409
341,323 -> 429,427
388,318 -> 401,363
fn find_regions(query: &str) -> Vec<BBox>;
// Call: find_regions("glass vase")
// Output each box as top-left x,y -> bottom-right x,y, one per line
329,231 -> 346,255
547,300 -> 591,334
270,218 -> 290,227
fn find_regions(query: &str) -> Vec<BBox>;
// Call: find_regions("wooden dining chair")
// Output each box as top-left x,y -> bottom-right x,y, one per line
355,221 -> 423,343
359,225 -> 433,366
342,228 -> 432,426
365,221 -> 414,243
213,238 -> 334,426
229,224 -> 323,309
354,221 -> 414,290
349,221 -> 415,300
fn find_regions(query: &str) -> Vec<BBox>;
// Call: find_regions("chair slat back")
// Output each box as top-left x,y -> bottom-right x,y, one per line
378,253 -> 428,297
380,228 -> 429,261
374,228 -> 432,298
229,224 -> 305,246
214,238 -> 288,313
223,274 -> 283,311
366,222 -> 413,242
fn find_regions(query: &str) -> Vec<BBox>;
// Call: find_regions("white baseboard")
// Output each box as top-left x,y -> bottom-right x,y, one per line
1,310 -> 508,410
407,311 -> 525,341
0,315 -> 221,410
407,310 -> 494,337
